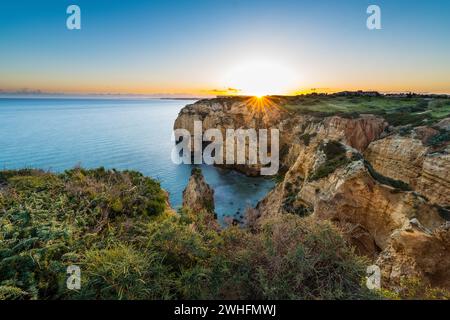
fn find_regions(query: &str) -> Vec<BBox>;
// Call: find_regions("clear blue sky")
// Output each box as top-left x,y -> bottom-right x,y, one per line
1,0 -> 450,95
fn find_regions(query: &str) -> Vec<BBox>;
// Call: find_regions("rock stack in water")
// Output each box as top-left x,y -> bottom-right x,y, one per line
182,167 -> 215,214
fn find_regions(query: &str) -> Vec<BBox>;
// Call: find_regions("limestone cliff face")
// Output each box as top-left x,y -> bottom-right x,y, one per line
376,223 -> 450,289
174,98 -> 287,176
182,168 -> 215,214
257,140 -> 445,251
174,98 -> 388,175
310,163 -> 444,251
316,115 -> 388,151
174,98 -> 285,134
364,135 -> 450,207
257,143 -> 448,288
174,97 -> 450,290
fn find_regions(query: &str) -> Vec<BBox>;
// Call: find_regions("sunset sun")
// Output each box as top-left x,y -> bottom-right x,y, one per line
224,60 -> 300,97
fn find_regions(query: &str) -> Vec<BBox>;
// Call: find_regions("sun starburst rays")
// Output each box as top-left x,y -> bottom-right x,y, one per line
244,96 -> 282,124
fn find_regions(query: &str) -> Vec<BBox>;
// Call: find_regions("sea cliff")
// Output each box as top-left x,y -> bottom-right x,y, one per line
174,92 -> 450,291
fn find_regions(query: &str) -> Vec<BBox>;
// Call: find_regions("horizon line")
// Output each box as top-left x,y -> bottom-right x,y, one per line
1,89 -> 450,99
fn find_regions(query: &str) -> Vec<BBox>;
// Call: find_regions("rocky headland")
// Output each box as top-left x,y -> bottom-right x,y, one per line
174,93 -> 450,291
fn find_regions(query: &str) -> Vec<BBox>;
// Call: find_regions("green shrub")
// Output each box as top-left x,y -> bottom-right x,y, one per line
218,215 -> 377,300
0,285 -> 28,300
310,141 -> 351,180
386,112 -> 432,127
0,168 -> 168,299
75,244 -> 172,300
191,167 -> 202,177
426,129 -> 450,147
299,133 -> 317,146
0,168 -> 377,300
379,277 -> 450,300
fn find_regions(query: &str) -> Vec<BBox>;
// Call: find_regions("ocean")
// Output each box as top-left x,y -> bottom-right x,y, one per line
0,98 -> 274,222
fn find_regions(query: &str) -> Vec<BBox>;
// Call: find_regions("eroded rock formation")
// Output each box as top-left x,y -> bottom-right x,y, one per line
182,167 -> 215,214
377,223 -> 450,289
174,97 -> 450,290
365,135 -> 450,207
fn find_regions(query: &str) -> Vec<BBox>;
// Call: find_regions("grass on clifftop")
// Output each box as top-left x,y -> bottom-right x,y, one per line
0,168 -> 378,300
281,94 -> 450,126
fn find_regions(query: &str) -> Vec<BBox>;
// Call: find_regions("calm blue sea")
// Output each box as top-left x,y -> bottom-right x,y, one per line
0,98 -> 274,222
